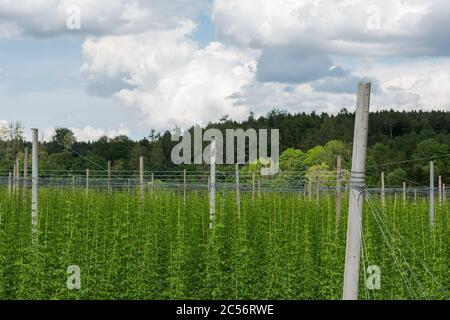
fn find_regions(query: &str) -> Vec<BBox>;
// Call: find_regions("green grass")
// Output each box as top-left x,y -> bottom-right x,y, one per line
0,187 -> 447,300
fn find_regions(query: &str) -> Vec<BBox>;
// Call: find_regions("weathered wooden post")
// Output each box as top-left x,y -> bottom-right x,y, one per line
15,158 -> 20,192
403,182 -> 406,203
151,172 -> 154,195
430,161 -> 435,227
438,175 -> 442,208
315,171 -> 320,203
107,161 -> 112,194
12,162 -> 16,193
31,128 -> 39,243
443,184 -> 447,204
139,156 -> 144,203
336,155 -> 342,227
86,169 -> 89,197
236,164 -> 240,216
252,173 -> 255,201
209,138 -> 216,228
23,147 -> 28,192
8,172 -> 12,195
308,177 -> 312,200
343,82 -> 371,300
183,169 -> 187,205
72,175 -> 75,192
414,188 -> 417,202
381,171 -> 386,207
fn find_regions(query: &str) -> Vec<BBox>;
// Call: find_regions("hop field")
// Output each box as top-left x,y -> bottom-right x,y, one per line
0,187 -> 448,300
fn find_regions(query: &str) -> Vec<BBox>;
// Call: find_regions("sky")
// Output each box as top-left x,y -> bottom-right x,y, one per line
0,0 -> 449,141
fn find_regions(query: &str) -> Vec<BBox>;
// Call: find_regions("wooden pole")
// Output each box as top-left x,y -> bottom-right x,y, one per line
438,175 -> 442,208
151,172 -> 154,195
209,138 -> 216,228
430,161 -> 434,227
107,161 -> 112,193
16,158 -> 20,192
336,156 -> 342,228
443,184 -> 446,204
12,163 -> 16,193
252,173 -> 255,201
139,156 -> 144,203
31,128 -> 39,243
381,171 -> 385,207
72,175 -> 75,192
315,171 -> 320,203
414,188 -> 417,202
343,82 -> 371,300
308,177 -> 312,200
236,164 -> 240,216
183,169 -> 187,205
8,172 -> 12,195
86,169 -> 89,197
23,147 -> 28,192
403,182 -> 406,203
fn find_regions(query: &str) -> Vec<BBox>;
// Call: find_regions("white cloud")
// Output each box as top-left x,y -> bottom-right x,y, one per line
72,123 -> 130,141
213,0 -> 450,56
0,0 -> 208,38
42,124 -> 131,142
81,23 -> 259,129
2,0 -> 449,135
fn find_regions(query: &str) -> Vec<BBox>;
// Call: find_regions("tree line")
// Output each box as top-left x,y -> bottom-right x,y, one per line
1,109 -> 449,187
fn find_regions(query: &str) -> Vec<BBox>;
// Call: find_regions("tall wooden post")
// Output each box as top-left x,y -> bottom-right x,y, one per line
183,169 -> 187,205
107,161 -> 112,193
438,175 -> 442,208
252,173 -> 255,200
151,172 -> 154,195
139,156 -> 144,203
209,138 -> 216,228
336,156 -> 342,227
236,164 -> 240,216
315,171 -> 320,203
31,128 -> 39,242
403,182 -> 406,203
12,163 -> 16,193
86,169 -> 89,196
343,82 -> 371,300
15,158 -> 20,191
23,147 -> 28,192
443,184 -> 446,204
308,177 -> 312,200
72,175 -> 75,192
381,171 -> 385,207
8,172 -> 12,195
430,161 -> 435,227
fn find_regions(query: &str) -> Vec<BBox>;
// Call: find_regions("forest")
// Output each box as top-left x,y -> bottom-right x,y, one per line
1,109 -> 449,186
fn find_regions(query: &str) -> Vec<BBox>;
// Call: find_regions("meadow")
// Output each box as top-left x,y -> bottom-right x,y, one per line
0,187 -> 447,300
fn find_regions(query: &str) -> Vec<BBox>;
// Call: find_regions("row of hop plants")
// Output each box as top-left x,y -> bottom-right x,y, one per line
0,187 -> 447,299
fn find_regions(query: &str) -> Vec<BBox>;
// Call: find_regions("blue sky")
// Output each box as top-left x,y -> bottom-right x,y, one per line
0,0 -> 449,141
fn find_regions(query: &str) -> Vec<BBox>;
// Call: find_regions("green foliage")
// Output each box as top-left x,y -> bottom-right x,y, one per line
0,187 -> 447,300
